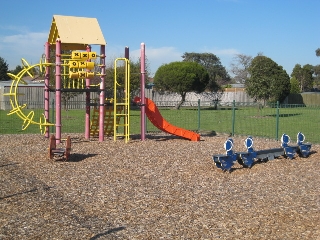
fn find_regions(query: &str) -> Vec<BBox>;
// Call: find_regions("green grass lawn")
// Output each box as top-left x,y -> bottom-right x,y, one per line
1,105 -> 319,143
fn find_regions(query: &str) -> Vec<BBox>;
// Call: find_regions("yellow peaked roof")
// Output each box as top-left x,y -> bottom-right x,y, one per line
48,15 -> 106,50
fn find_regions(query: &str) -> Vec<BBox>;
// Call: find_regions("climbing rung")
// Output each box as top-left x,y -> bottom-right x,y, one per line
115,103 -> 128,106
115,133 -> 128,137
115,124 -> 128,127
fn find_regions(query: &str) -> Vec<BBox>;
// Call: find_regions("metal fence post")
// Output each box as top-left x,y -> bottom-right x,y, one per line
276,101 -> 279,141
232,100 -> 235,136
198,99 -> 200,132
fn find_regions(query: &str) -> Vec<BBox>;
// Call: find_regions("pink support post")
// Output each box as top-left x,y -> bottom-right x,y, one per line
55,39 -> 62,144
44,42 -> 50,138
140,43 -> 146,141
85,45 -> 91,139
99,45 -> 106,142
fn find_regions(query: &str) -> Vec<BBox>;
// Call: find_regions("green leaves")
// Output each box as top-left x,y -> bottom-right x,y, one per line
182,52 -> 230,90
246,55 -> 290,103
154,61 -> 209,107
0,56 -> 9,81
291,64 -> 314,92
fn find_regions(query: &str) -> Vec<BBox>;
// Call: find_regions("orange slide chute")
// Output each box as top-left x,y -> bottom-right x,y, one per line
134,97 -> 200,141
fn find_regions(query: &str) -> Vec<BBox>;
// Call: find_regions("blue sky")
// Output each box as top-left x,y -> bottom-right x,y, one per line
0,0 -> 319,77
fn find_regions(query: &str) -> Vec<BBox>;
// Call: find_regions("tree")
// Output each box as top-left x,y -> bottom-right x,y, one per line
316,48 -> 320,57
246,55 -> 290,104
313,64 -> 320,89
290,77 -> 300,94
0,57 -> 9,81
230,54 -> 252,83
154,61 -> 209,109
8,65 -> 24,75
182,52 -> 230,91
291,64 -> 314,92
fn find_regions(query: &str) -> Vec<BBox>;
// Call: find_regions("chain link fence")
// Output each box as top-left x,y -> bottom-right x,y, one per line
1,100 -> 319,143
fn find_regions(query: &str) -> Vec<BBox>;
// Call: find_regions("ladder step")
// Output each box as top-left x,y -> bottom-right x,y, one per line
115,103 -> 128,106
115,134 -> 129,137
115,124 -> 129,127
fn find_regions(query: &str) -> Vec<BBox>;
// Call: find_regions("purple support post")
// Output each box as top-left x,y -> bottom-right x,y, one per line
99,45 -> 106,142
85,45 -> 91,139
140,43 -> 146,141
55,39 -> 62,144
125,46 -> 129,59
44,42 -> 50,138
124,46 -> 129,137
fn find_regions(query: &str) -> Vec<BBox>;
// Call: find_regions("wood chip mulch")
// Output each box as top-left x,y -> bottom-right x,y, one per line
1,133 -> 319,239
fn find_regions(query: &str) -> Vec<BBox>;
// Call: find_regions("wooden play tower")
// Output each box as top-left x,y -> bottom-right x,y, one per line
4,15 -> 132,143
45,15 -> 108,143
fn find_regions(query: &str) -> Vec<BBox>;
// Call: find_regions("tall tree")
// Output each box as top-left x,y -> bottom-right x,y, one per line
182,52 -> 230,91
0,57 -> 9,81
313,64 -> 320,89
291,64 -> 314,92
230,54 -> 252,83
246,55 -> 290,104
154,61 -> 209,109
315,48 -> 320,89
290,77 -> 300,94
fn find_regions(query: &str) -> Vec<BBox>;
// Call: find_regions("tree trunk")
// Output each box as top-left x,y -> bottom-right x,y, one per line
175,93 -> 186,110
175,99 -> 184,110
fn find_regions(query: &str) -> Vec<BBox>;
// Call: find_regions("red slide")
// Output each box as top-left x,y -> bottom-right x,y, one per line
134,97 -> 200,141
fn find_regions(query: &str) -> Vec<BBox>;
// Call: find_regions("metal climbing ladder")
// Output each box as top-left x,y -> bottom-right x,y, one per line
114,58 -> 130,142
90,102 -> 125,137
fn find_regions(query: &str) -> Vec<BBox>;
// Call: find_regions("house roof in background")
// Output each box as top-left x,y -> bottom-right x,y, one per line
230,84 -> 245,88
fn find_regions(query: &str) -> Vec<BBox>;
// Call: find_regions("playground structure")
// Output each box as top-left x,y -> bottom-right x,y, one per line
4,15 -> 200,143
4,15 -> 130,143
212,132 -> 312,172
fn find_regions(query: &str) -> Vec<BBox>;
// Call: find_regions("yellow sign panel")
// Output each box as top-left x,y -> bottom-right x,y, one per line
86,62 -> 95,70
78,61 -> 87,68
78,71 -> 87,78
71,51 -> 97,60
69,71 -> 95,79
69,72 -> 79,78
80,52 -> 89,60
69,61 -> 79,68
69,59 -> 95,69
71,51 -> 81,59
86,72 -> 95,78
89,52 -> 97,59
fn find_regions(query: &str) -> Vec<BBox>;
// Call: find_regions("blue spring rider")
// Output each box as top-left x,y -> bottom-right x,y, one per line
238,136 -> 257,168
213,132 -> 312,172
281,132 -> 312,159
212,138 -> 237,172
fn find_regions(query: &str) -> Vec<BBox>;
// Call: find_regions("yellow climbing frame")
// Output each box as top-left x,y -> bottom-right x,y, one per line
4,59 -> 55,134
114,58 -> 130,142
